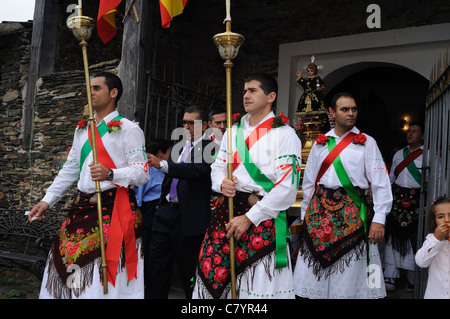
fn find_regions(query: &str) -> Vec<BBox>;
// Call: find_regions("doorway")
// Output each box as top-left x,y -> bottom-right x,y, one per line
324,65 -> 428,164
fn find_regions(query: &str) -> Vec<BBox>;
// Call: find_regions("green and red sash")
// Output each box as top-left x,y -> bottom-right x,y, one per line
85,116 -> 139,287
196,118 -> 300,297
232,117 -> 274,172
325,136 -> 370,260
313,133 -> 370,266
394,148 -> 423,184
234,119 -> 301,269
79,115 -> 123,172
315,132 -> 355,186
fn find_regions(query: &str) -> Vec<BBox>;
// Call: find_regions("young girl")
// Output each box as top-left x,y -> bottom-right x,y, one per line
415,196 -> 450,299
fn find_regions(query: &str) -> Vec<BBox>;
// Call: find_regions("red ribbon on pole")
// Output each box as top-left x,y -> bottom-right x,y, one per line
89,125 -> 138,286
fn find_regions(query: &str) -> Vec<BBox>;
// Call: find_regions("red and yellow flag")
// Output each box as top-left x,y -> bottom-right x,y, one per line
97,0 -> 122,44
159,0 -> 187,28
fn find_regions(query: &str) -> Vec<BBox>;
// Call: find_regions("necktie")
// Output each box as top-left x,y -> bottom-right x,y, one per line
169,142 -> 192,200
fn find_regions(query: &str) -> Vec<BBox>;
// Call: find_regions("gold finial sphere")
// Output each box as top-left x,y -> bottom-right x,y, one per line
213,30 -> 245,60
67,15 -> 95,42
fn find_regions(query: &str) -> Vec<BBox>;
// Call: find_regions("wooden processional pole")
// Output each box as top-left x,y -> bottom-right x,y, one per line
66,3 -> 109,294
213,0 -> 244,299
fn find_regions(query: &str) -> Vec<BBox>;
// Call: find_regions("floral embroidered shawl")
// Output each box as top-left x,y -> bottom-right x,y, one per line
44,188 -> 143,298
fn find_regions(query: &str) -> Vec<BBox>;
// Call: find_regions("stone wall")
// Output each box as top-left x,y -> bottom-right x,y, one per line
0,21 -> 119,212
28,60 -> 120,212
0,22 -> 32,209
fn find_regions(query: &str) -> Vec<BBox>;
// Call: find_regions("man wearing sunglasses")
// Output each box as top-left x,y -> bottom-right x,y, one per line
147,105 -> 217,299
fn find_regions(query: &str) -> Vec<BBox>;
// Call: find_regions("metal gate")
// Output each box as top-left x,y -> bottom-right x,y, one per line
142,76 -> 225,143
415,55 -> 450,298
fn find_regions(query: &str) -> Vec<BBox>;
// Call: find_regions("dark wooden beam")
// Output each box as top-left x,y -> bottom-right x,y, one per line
118,0 -> 156,123
22,0 -> 60,149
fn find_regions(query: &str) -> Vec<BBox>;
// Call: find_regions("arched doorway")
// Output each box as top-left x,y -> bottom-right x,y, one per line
278,23 -> 450,123
279,24 -> 449,298
323,64 -> 428,164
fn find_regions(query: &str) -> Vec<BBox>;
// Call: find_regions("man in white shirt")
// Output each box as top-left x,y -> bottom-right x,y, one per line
293,92 -> 393,299
384,122 -> 424,291
28,72 -> 150,299
193,73 -> 302,299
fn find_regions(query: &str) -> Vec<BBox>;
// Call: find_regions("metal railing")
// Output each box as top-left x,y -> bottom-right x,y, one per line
415,59 -> 450,298
142,77 -> 225,142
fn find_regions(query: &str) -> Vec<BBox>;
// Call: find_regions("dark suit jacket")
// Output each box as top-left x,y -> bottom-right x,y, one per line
158,138 -> 217,237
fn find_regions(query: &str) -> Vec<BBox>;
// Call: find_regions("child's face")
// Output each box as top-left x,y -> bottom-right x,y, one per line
307,68 -> 316,76
435,202 -> 450,228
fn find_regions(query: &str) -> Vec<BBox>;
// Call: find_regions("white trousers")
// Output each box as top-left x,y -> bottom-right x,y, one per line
39,247 -> 145,299
193,250 -> 295,299
293,243 -> 387,299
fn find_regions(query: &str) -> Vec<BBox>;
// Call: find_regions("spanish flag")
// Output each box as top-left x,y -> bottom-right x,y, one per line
97,0 -> 122,44
159,0 -> 187,28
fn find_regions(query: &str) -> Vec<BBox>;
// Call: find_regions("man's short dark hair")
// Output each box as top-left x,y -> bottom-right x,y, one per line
330,92 -> 356,111
185,105 -> 208,122
92,71 -> 123,105
244,73 -> 278,109
147,138 -> 172,155
208,106 -> 226,122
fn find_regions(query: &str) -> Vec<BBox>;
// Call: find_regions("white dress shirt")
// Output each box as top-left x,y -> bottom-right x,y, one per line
211,112 -> 302,226
389,145 -> 423,188
301,126 -> 392,225
415,233 -> 450,299
42,110 -> 150,207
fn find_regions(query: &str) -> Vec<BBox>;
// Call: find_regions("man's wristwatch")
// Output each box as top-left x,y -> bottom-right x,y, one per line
106,169 -> 114,181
